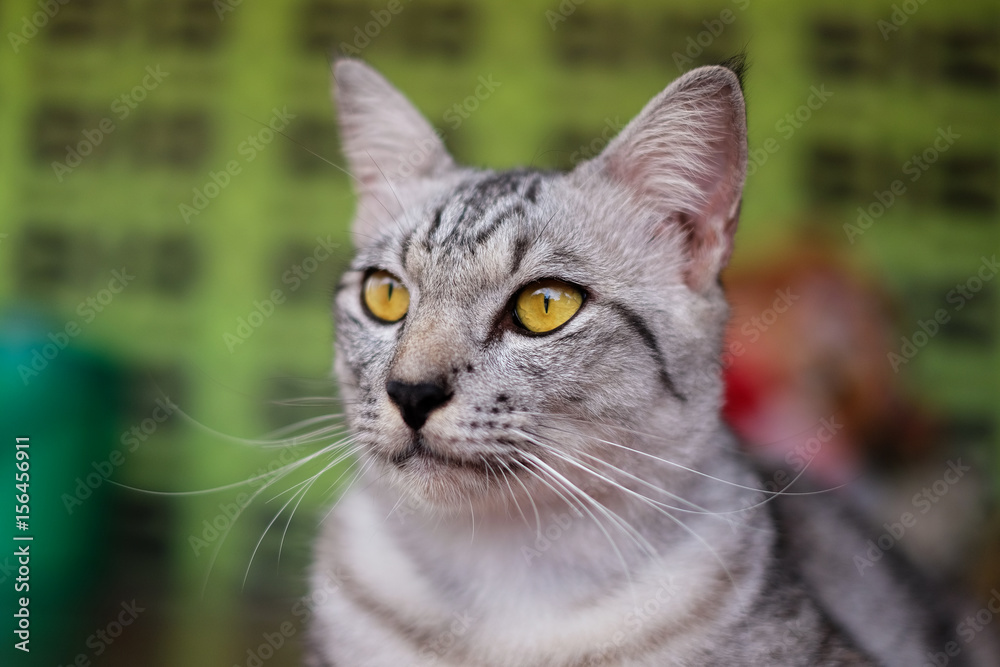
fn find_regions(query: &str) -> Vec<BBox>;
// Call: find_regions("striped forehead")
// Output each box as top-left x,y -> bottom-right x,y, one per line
421,169 -> 548,253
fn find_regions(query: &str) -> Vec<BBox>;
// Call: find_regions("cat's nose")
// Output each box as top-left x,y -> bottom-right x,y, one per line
386,379 -> 452,431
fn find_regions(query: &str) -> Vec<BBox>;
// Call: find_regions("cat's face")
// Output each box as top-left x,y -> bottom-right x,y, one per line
331,60 -> 747,514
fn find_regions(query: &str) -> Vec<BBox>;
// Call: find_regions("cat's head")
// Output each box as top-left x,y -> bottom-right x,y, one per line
331,60 -> 747,515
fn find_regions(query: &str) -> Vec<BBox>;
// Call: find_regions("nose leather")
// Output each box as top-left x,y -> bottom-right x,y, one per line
385,380 -> 452,430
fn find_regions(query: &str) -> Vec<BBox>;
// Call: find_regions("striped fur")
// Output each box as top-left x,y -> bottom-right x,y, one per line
307,59 -> 980,666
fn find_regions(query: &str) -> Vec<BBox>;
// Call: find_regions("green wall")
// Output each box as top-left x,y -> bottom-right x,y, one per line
0,0 -> 996,664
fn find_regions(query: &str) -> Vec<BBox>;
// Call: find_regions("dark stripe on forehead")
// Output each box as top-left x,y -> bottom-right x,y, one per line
458,169 -> 536,224
510,235 -> 531,275
449,170 -> 528,242
424,201 -> 447,248
399,228 -> 414,263
525,174 -> 543,203
426,169 -> 551,251
474,202 -> 524,247
606,301 -> 685,402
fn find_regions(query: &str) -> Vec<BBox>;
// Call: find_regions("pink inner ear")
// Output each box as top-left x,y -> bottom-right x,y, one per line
661,201 -> 739,292
684,215 -> 737,292
687,166 -> 743,289
601,74 -> 745,293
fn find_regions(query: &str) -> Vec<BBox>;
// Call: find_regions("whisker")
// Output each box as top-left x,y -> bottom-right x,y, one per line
541,441 -> 767,529
527,415 -> 847,498
367,154 -> 414,239
267,443 -> 364,503
519,446 -> 657,559
244,480 -> 312,588
171,403 -> 348,449
264,413 -> 343,438
317,455 -> 385,527
519,432 -> 752,618
269,397 -> 341,407
113,437 -> 350,498
384,490 -> 413,522
501,459 -> 542,538
528,436 -> 720,517
199,440 -> 358,595
515,453 -> 646,599
272,443 -> 364,570
278,472 -> 321,567
468,496 -> 476,545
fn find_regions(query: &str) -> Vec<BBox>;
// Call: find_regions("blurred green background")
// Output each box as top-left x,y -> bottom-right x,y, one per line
0,0 -> 997,665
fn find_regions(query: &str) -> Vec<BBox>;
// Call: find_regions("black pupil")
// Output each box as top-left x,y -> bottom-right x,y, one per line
387,280 -> 394,301
543,292 -> 550,313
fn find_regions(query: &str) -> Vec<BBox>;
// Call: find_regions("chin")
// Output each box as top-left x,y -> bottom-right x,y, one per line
366,447 -> 498,517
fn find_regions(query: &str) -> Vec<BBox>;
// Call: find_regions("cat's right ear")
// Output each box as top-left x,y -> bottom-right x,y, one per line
332,59 -> 454,239
574,63 -> 748,294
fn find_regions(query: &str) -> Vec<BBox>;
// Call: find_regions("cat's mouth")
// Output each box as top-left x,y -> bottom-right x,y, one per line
389,435 -> 492,474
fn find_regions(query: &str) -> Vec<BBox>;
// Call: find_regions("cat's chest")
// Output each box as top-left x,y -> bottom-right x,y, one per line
316,487 -> 739,665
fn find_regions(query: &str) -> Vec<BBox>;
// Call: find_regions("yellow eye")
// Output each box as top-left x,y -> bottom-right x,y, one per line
514,279 -> 584,333
363,270 -> 410,323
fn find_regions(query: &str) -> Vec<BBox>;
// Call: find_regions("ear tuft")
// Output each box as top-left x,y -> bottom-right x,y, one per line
718,52 -> 749,92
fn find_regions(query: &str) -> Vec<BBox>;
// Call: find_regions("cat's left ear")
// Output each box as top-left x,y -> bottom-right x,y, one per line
332,59 -> 455,238
578,64 -> 747,293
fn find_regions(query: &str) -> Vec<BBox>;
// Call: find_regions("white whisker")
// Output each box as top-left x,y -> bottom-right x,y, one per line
519,431 -> 751,617
528,415 -> 849,498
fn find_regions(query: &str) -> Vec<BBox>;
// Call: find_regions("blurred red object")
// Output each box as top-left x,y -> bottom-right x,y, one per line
722,234 -> 937,483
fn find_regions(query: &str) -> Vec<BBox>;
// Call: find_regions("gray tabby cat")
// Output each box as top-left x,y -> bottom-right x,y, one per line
306,59 -> 969,666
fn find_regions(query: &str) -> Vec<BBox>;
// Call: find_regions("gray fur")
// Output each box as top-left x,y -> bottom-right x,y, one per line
307,59 -> 979,666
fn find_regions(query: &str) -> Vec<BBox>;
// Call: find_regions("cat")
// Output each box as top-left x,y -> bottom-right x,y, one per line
305,58 -> 980,666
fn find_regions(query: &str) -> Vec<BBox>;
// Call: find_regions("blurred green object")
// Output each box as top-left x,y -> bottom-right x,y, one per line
0,307 -> 120,665
0,0 -> 996,665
